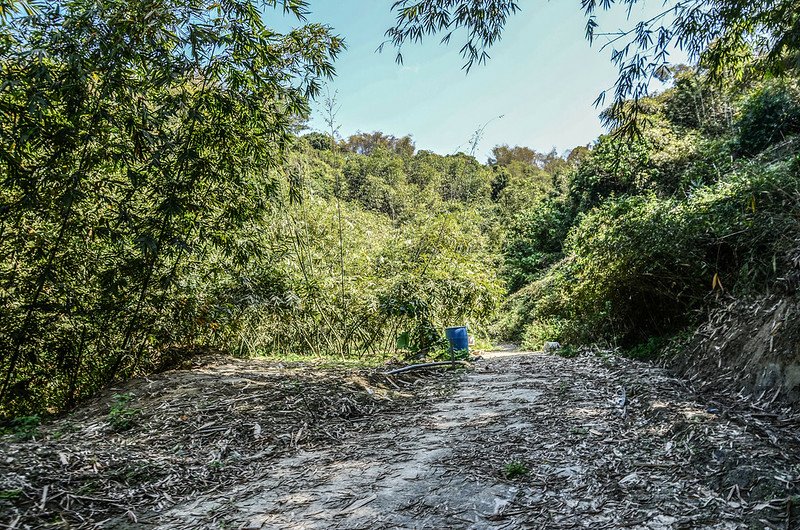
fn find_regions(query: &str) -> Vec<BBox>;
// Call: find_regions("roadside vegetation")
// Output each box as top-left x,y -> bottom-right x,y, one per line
3,1 -> 800,527
2,0 -> 799,421
498,73 -> 800,350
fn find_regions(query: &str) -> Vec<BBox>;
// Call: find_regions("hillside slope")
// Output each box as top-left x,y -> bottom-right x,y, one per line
672,294 -> 800,406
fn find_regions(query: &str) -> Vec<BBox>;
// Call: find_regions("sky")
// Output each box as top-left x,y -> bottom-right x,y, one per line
277,1 -> 687,162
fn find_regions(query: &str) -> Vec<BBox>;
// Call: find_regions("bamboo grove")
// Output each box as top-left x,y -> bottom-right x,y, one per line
0,0 -> 343,414
3,0 -> 800,419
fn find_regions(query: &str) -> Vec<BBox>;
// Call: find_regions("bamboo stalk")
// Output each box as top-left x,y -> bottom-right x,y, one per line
384,360 -> 470,376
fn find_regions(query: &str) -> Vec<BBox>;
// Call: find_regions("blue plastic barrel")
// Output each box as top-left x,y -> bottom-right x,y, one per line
445,326 -> 469,355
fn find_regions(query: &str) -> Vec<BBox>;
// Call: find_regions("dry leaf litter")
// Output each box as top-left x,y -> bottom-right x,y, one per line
1,349 -> 799,529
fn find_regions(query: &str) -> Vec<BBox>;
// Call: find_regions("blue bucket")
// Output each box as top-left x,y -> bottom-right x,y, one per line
444,326 -> 469,355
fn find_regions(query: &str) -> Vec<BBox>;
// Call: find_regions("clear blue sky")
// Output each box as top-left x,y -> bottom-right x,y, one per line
280,1 -> 685,162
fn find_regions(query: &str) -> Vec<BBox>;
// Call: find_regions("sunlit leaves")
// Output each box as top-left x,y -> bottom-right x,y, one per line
0,0 -> 36,22
0,0 -> 342,414
383,0 -> 520,72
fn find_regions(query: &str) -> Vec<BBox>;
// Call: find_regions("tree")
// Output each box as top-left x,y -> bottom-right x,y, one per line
661,65 -> 734,134
489,145 -> 537,167
386,0 -> 800,133
0,0 -> 342,413
344,131 -> 416,157
736,78 -> 800,154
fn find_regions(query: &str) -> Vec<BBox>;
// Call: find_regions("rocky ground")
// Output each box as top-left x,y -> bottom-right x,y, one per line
2,348 -> 799,529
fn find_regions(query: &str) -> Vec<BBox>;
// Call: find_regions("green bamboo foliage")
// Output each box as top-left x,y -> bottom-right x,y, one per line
0,0 -> 342,414
226,144 -> 504,363
230,203 -> 502,360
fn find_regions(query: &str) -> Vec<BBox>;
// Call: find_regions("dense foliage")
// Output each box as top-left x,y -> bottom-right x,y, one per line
0,3 -> 507,417
226,141 -> 504,361
3,0 -> 800,421
0,0 -> 343,415
498,70 -> 800,350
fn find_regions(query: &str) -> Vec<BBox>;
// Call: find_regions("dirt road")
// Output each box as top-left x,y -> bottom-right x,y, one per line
148,349 -> 800,530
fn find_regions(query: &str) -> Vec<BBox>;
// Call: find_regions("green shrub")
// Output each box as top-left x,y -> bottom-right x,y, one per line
0,0 -> 343,417
303,132 -> 336,151
492,284 -> 538,342
662,67 -> 734,135
737,80 -> 800,155
510,159 -> 800,346
522,318 -> 571,351
502,197 -> 575,292
231,199 -> 503,360
503,461 -> 529,479
0,489 -> 22,500
1,415 -> 40,441
108,393 -> 138,432
625,337 -> 669,360
558,345 -> 580,358
569,120 -> 713,210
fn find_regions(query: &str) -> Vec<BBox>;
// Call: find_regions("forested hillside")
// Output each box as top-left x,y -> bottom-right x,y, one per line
499,71 -> 800,351
4,2 -> 800,528
2,0 -> 800,419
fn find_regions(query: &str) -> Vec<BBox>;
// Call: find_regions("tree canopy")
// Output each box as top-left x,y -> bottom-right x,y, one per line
0,0 -> 342,412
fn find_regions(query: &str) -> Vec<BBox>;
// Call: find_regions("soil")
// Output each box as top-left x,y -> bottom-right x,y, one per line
671,294 -> 800,406
2,348 -> 800,529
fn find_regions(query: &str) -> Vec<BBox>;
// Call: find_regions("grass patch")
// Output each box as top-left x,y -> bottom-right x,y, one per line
558,345 -> 580,358
503,461 -> 529,479
0,489 -> 22,500
253,351 -> 387,369
108,393 -> 138,432
1,415 -> 40,441
624,337 -> 670,360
